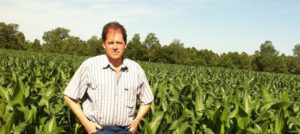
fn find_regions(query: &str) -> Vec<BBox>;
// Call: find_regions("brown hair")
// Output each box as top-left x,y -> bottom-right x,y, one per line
102,21 -> 127,43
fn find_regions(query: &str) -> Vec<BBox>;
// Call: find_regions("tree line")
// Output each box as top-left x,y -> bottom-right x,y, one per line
1,22 -> 300,74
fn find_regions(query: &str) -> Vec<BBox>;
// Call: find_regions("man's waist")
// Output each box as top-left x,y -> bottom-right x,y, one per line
87,114 -> 134,127
101,125 -> 129,129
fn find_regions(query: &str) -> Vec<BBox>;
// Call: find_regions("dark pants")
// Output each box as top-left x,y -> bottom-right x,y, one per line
96,126 -> 131,134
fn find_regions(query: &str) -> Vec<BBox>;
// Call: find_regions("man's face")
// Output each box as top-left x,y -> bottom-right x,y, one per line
103,29 -> 126,61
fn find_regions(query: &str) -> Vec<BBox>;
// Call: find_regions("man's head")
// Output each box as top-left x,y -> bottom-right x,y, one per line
102,21 -> 127,63
102,21 -> 127,43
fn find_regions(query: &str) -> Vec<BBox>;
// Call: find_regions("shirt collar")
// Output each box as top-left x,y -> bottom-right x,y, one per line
101,55 -> 128,71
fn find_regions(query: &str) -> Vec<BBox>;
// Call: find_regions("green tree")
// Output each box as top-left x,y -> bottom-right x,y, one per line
293,44 -> 300,60
125,34 -> 148,61
254,40 -> 279,72
166,39 -> 188,64
16,32 -> 28,50
274,54 -> 288,73
0,22 -> 26,50
86,36 -> 103,56
219,52 -> 238,69
42,27 -> 70,53
285,56 -> 300,74
251,50 -> 260,71
62,36 -> 86,55
30,39 -> 42,51
186,47 -> 198,65
158,45 -> 171,63
260,40 -> 279,56
197,49 -> 219,66
143,33 -> 161,62
239,52 -> 252,69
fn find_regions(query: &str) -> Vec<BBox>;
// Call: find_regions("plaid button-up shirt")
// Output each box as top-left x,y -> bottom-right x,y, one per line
63,55 -> 154,127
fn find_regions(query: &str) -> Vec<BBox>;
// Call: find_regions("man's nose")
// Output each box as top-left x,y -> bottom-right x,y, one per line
112,43 -> 118,50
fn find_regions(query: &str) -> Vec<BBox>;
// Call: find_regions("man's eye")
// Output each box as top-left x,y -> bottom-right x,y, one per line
108,42 -> 114,45
116,42 -> 122,45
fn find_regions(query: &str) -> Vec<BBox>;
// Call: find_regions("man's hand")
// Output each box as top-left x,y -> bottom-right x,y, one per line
129,103 -> 152,134
83,120 -> 102,134
64,96 -> 102,134
129,117 -> 141,134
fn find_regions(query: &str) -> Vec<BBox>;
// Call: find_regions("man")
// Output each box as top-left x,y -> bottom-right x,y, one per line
64,21 -> 154,134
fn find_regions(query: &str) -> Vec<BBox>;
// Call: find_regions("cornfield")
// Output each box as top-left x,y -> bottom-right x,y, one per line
0,49 -> 300,134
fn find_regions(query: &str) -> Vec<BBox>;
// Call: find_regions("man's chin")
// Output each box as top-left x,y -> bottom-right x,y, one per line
108,55 -> 122,60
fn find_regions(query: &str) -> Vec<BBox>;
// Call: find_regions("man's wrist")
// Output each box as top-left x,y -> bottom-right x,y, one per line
135,116 -> 142,121
80,117 -> 91,127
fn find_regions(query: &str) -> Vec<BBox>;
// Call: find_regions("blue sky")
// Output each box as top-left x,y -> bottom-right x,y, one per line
1,0 -> 299,55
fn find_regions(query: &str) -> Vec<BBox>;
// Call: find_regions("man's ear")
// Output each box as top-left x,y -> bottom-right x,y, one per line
102,43 -> 105,48
125,44 -> 127,48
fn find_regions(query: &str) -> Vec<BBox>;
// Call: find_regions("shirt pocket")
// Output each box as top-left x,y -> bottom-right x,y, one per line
86,82 -> 102,121
87,83 -> 97,102
123,86 -> 137,117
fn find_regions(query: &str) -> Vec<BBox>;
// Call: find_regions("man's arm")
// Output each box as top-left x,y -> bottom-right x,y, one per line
64,95 -> 101,134
129,103 -> 152,133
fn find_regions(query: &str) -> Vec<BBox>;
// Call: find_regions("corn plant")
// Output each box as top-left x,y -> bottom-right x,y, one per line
0,49 -> 300,134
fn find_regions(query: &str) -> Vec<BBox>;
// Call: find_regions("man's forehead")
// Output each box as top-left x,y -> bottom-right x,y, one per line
107,28 -> 122,35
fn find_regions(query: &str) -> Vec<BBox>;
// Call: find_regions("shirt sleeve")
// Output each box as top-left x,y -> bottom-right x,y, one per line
63,60 -> 89,101
137,68 -> 154,105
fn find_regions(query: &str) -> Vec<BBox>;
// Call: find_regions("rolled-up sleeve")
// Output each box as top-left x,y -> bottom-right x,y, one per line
63,61 -> 89,101
137,69 -> 154,105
